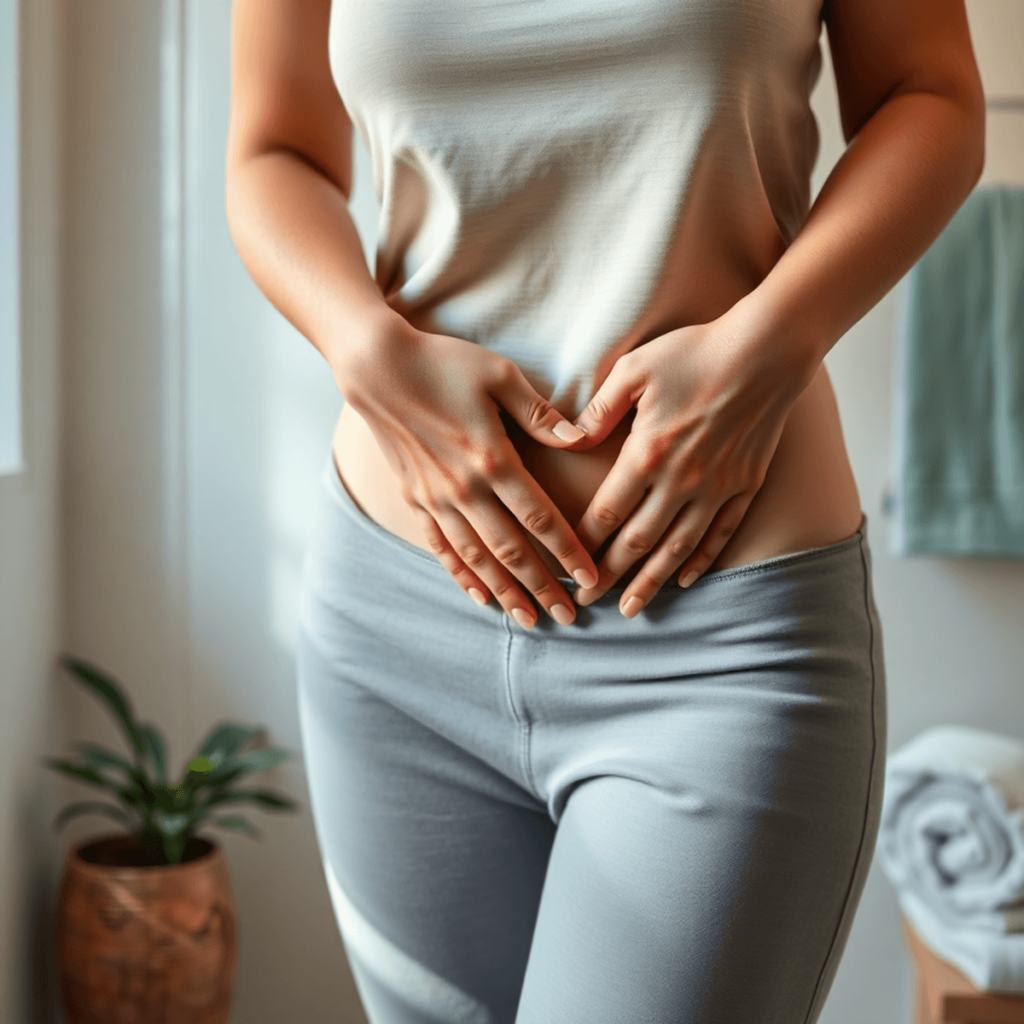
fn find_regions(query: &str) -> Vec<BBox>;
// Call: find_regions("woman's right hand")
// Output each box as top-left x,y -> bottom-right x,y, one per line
338,317 -> 600,628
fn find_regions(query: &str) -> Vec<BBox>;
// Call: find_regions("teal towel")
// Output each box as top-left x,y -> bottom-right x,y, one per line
885,184 -> 1024,558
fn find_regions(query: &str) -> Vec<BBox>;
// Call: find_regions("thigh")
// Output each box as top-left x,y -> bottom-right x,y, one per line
514,533 -> 888,1024
297,629 -> 556,1024
516,764 -> 883,1024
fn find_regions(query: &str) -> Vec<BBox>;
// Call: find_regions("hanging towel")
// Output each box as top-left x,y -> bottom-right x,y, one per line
884,184 -> 1024,558
877,724 -> 1024,992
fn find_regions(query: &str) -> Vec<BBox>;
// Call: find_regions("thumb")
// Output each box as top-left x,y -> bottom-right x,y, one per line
570,361 -> 637,447
490,365 -> 589,448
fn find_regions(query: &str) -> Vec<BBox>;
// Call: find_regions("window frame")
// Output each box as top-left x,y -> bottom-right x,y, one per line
0,0 -> 21,477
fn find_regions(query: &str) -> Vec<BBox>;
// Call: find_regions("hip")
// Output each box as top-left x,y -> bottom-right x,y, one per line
298,444 -> 884,815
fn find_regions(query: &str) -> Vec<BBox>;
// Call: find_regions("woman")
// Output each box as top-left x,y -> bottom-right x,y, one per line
226,0 -> 985,1020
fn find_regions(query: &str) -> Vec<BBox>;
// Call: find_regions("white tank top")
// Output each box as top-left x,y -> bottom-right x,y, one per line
328,0 -> 825,420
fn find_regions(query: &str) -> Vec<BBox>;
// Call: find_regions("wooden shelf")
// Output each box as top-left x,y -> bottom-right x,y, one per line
903,917 -> 1024,1023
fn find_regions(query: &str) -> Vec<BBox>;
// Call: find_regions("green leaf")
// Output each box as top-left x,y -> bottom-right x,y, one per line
130,772 -> 156,804
173,785 -> 193,809
234,747 -> 293,773
46,759 -> 120,791
75,744 -> 155,804
150,808 -> 192,865
177,759 -> 241,799
153,810 -> 190,838
203,788 -> 297,811
140,725 -> 167,784
134,825 -> 165,864
212,815 -> 261,839
75,743 -> 136,775
160,831 -> 188,865
152,784 -> 189,814
61,656 -> 145,759
53,801 -> 135,832
201,763 -> 248,786
195,723 -> 259,767
119,787 -> 147,808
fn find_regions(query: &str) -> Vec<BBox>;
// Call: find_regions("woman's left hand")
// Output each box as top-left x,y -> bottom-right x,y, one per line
560,313 -> 814,616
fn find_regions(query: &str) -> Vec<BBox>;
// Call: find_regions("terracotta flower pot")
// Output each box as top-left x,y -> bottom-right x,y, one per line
55,833 -> 238,1024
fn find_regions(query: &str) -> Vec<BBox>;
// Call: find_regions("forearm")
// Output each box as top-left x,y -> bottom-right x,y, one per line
225,147 -> 407,394
726,88 -> 985,379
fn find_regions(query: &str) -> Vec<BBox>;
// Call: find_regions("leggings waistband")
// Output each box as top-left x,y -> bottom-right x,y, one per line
322,452 -> 869,597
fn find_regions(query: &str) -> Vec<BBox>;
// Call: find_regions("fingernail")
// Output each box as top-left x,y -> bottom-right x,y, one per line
681,570 -> 700,588
573,568 -> 598,588
511,608 -> 535,629
621,596 -> 643,618
550,603 -> 574,625
552,420 -> 586,442
468,588 -> 488,606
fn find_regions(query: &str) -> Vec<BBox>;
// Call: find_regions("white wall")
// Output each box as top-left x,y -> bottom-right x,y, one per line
59,1 -> 360,1021
52,2 -> 1024,1024
0,0 -> 62,1020
182,1 -> 359,1017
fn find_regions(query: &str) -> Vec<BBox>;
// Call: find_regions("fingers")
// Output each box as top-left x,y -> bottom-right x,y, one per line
579,492 -> 753,617
666,492 -> 751,593
571,437 -> 655,585
410,501 -> 583,629
572,477 -> 681,608
487,361 -> 589,448
399,403 -> 599,626
409,506 -> 493,606
566,350 -> 643,449
489,466 -> 600,589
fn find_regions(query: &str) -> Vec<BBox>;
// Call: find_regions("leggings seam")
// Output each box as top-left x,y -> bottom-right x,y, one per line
503,616 -> 541,802
799,534 -> 879,1024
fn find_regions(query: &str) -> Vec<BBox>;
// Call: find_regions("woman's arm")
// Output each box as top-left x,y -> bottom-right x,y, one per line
225,0 -> 409,389
225,0 -> 603,626
559,0 -> 987,614
725,0 -> 986,369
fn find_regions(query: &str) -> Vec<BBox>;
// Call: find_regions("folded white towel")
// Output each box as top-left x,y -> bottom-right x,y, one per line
878,725 -> 1024,992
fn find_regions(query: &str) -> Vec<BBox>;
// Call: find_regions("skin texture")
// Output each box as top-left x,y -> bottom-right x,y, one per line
226,0 -> 985,628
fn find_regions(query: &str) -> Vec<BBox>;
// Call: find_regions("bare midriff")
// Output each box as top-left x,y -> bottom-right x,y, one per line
331,358 -> 863,591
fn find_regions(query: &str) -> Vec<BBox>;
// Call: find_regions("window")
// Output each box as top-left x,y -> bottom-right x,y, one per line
0,0 -> 20,475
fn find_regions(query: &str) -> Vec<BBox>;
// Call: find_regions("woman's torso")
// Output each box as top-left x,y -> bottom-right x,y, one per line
327,0 -> 863,579
332,358 -> 863,589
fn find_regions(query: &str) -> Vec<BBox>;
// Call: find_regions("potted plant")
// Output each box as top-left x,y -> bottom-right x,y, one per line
46,655 -> 299,1024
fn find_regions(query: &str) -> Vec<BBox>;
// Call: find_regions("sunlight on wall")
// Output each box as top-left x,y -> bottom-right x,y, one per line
265,314 -> 342,655
265,133 -> 380,656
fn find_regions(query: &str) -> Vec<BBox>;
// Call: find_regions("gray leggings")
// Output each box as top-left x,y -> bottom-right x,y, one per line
296,454 -> 887,1024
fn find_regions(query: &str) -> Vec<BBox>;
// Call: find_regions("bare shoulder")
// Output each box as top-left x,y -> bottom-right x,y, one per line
226,0 -> 353,196
822,0 -> 986,145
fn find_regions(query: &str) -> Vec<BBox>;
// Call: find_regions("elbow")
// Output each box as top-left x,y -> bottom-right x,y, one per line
947,84 -> 988,189
969,115 -> 987,188
957,89 -> 987,188
960,122 -> 987,198
223,135 -> 264,256
888,75 -> 988,192
224,135 -> 249,248
224,154 -> 258,267
224,165 -> 245,254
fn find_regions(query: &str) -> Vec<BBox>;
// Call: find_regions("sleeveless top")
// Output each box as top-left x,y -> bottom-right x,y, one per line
328,0 -> 825,420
